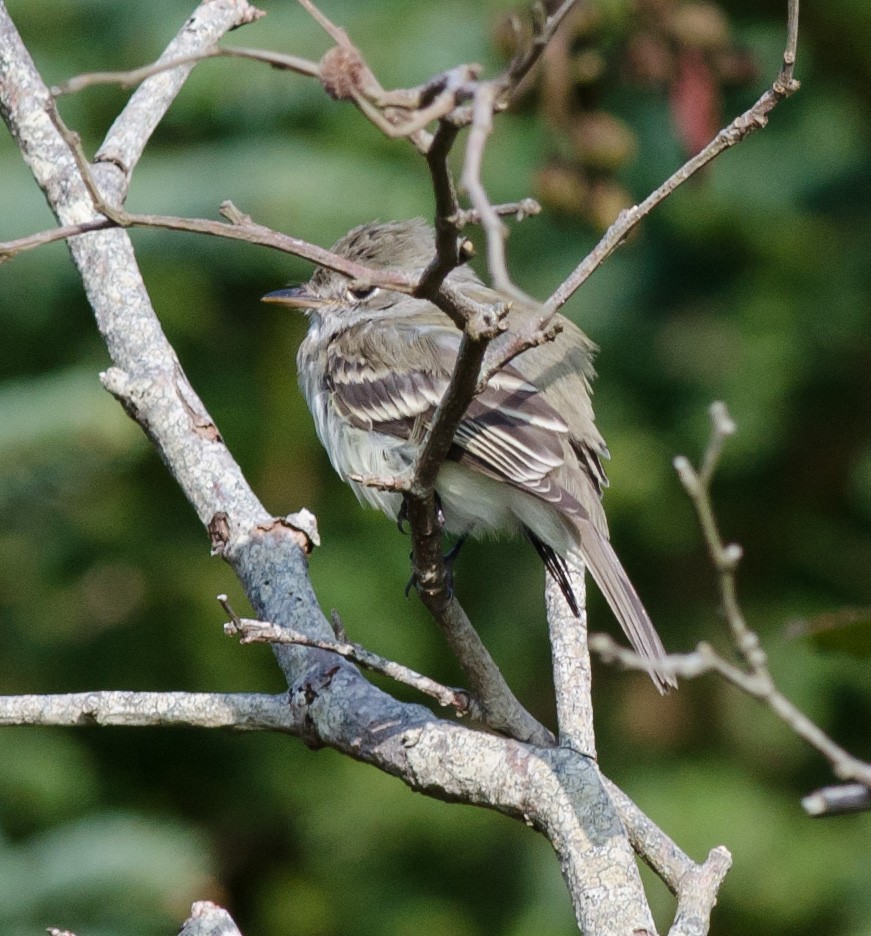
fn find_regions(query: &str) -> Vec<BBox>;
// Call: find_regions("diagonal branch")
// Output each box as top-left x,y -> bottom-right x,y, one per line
545,0 -> 801,316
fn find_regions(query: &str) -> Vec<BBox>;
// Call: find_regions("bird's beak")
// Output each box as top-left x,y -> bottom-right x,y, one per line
260,286 -> 326,309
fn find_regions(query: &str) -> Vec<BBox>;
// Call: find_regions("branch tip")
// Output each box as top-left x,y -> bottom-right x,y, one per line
217,594 -> 241,630
709,400 -> 736,438
721,543 -> 743,569
672,455 -> 698,491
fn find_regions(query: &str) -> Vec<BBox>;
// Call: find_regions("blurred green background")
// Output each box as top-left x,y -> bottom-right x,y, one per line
1,0 -> 870,934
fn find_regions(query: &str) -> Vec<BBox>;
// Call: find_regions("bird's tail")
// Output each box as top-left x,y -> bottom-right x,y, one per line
571,521 -> 676,693
526,524 -> 674,691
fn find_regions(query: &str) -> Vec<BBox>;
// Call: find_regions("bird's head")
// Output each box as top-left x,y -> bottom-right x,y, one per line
261,218 -> 477,321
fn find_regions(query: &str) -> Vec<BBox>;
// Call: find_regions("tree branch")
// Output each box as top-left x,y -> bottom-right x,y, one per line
179,902 -> 245,936
802,783 -> 871,817
544,0 -> 801,315
0,690 -> 296,731
221,600 -> 477,719
592,400 -> 871,810
546,554 -> 595,756
51,45 -> 319,96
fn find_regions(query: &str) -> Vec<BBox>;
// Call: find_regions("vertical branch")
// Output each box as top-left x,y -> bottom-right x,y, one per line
546,555 -> 595,756
460,82 -> 528,300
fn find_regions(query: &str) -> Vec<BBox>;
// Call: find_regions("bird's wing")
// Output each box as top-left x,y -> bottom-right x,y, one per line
327,321 -> 587,505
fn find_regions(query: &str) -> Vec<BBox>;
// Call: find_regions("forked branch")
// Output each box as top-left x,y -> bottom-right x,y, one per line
591,401 -> 871,815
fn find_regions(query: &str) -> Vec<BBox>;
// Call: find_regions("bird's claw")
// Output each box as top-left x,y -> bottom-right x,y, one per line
404,535 -> 468,600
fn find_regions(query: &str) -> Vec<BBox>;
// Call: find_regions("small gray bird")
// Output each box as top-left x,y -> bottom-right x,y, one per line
264,219 -> 674,691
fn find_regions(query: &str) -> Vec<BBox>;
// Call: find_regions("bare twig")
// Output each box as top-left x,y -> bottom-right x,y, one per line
591,632 -> 871,794
545,0 -> 801,315
0,217 -> 114,262
450,198 -> 541,229
51,45 -> 319,95
352,65 -> 479,141
450,0 -> 577,297
0,199 -> 415,289
593,400 -> 871,800
505,0 -> 579,91
802,783 -> 871,817
475,315 -> 563,395
220,599 -> 476,717
460,82 -> 529,300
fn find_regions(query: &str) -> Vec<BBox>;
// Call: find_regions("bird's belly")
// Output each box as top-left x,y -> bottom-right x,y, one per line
315,405 -> 409,519
435,463 -> 520,537
437,463 -> 578,554
309,391 -> 575,552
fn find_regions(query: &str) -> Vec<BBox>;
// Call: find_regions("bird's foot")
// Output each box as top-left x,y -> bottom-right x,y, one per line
404,534 -> 468,600
396,493 -> 447,535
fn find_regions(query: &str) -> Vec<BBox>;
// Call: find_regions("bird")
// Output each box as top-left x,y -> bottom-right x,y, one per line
263,218 -> 674,691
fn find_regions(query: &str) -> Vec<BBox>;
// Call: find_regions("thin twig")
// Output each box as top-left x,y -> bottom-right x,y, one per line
450,0 -> 576,298
0,217 -> 114,262
0,201 -> 416,290
51,45 -> 320,95
44,95 -> 122,220
219,598 -> 475,716
591,632 -> 871,791
460,82 -> 527,300
593,399 -> 871,797
802,783 -> 871,817
450,198 -> 541,229
505,0 -> 579,92
545,4 -> 801,315
475,316 -> 563,395
352,65 -> 479,140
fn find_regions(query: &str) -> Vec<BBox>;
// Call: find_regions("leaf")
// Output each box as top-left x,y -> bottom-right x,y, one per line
789,607 -> 871,658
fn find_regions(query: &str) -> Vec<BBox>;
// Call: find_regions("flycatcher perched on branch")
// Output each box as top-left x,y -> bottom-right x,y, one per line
264,219 -> 674,691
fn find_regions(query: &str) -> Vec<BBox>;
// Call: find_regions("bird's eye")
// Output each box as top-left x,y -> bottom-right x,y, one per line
345,284 -> 379,302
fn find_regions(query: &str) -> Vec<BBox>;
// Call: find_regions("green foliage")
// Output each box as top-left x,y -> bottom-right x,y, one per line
0,810 -> 214,936
1,0 -> 870,934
